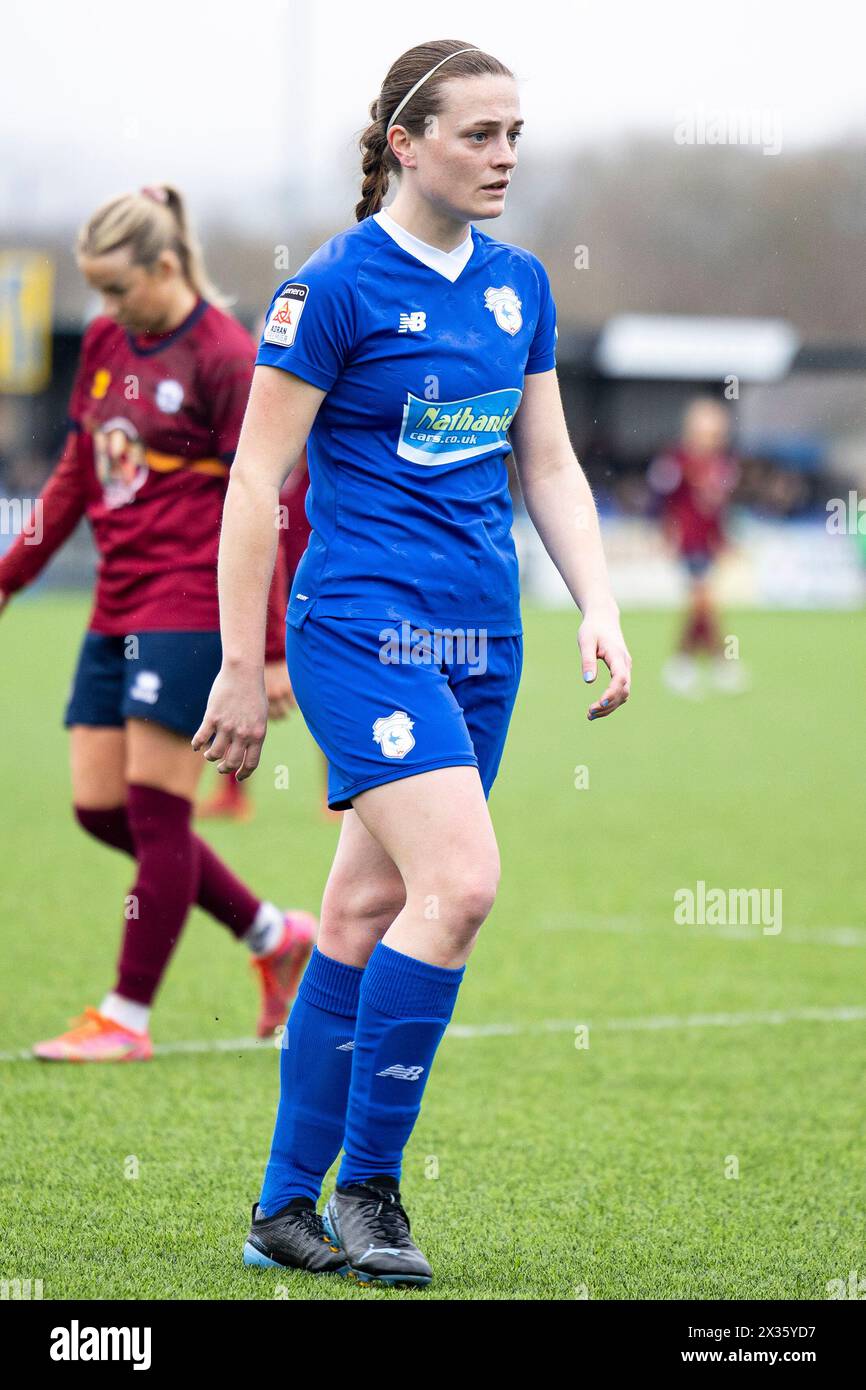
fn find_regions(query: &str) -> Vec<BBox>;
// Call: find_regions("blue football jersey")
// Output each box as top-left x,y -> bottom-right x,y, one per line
255,209 -> 558,635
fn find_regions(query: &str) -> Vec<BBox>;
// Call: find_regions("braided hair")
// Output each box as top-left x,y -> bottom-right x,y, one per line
355,39 -> 513,222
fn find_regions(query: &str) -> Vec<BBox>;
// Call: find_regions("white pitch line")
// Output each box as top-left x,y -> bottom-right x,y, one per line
539,915 -> 866,948
448,1004 -> 866,1036
1,1003 -> 864,1063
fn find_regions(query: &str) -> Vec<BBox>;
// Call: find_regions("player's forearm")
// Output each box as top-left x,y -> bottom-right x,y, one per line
519,454 -> 618,616
217,469 -> 280,670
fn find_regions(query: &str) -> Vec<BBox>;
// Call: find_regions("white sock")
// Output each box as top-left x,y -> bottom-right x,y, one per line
99,993 -> 151,1035
243,902 -> 285,957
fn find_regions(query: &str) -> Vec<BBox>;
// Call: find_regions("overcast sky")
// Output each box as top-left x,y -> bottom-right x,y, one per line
3,0 -> 864,231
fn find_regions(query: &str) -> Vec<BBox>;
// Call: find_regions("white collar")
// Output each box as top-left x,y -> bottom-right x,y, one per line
373,208 -> 475,283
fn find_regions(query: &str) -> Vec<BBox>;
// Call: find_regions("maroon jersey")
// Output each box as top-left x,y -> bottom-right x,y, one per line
0,298 -> 287,659
649,446 -> 739,556
278,450 -> 312,582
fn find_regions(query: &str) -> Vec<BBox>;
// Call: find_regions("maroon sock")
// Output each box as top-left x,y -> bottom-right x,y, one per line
679,610 -> 702,653
75,805 -> 136,854
114,785 -> 201,1005
194,840 -> 260,934
692,609 -> 721,654
75,804 -> 260,938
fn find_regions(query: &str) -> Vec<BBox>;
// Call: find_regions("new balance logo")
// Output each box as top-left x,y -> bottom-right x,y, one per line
376,1063 -> 424,1081
397,311 -> 426,334
336,1040 -> 355,1051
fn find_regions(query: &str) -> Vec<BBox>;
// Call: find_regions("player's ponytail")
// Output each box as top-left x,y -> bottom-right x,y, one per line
357,99 -> 392,224
356,39 -> 514,222
76,184 -> 232,310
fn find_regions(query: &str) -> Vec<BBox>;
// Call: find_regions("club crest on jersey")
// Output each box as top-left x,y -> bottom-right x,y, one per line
264,283 -> 309,347
484,285 -> 523,336
155,378 -> 184,414
372,711 -> 415,760
397,386 -> 522,466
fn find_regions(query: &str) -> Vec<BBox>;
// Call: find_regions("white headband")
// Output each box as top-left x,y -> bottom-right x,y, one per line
386,48 -> 480,135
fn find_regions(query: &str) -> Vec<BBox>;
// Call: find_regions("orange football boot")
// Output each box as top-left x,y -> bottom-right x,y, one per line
33,1007 -> 153,1062
197,774 -> 254,822
251,912 -> 317,1038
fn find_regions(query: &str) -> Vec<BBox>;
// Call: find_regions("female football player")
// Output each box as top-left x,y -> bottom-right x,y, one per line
648,397 -> 745,696
0,185 -> 315,1060
195,40 -> 631,1285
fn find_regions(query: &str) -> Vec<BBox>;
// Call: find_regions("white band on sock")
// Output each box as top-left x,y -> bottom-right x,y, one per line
244,902 -> 286,957
99,992 -> 150,1035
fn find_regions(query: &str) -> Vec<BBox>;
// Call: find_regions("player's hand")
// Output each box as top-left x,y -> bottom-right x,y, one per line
264,660 -> 295,720
191,663 -> 268,781
578,603 -> 632,720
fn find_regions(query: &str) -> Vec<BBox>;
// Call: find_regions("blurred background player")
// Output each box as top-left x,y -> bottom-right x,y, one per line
197,450 -> 340,822
648,396 -> 746,697
0,184 -> 315,1060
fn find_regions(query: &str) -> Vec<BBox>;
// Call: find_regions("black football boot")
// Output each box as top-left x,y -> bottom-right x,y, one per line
323,1176 -> 432,1287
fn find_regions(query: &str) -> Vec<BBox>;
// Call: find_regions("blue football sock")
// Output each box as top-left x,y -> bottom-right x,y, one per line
258,947 -> 363,1213
337,941 -> 465,1188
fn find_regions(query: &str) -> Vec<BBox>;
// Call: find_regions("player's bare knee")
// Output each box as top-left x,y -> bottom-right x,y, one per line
415,861 -> 499,937
453,872 -> 499,930
319,872 -> 405,946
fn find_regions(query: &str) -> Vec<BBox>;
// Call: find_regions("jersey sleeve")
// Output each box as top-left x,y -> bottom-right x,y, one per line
524,254 -> 558,376
255,255 -> 357,392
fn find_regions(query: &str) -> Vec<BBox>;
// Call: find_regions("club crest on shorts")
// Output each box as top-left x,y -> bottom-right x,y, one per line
129,670 -> 161,705
372,710 -> 415,760
483,285 -> 522,335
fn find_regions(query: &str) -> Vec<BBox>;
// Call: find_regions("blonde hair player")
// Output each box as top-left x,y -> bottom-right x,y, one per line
195,39 -> 632,1285
0,184 -> 315,1061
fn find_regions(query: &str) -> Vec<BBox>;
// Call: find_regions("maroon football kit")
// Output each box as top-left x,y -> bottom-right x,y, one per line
656,446 -> 739,561
0,297 -> 286,656
278,449 -> 312,583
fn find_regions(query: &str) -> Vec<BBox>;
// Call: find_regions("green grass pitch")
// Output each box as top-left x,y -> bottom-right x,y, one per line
1,594 -> 863,1300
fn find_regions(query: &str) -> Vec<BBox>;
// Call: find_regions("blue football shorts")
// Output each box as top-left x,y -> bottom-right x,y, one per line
682,551 -> 714,579
286,613 -> 523,811
64,630 -> 222,739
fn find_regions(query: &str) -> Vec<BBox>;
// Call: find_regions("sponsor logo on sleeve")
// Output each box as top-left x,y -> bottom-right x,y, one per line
263,284 -> 309,347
